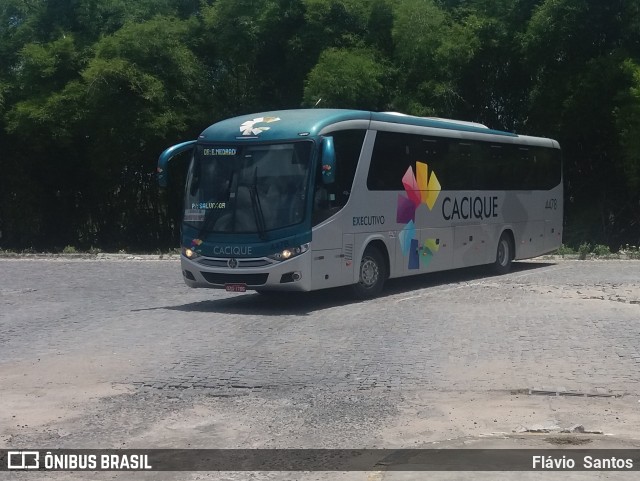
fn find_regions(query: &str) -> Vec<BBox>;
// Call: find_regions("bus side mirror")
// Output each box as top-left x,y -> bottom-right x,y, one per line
157,140 -> 197,188
321,136 -> 336,184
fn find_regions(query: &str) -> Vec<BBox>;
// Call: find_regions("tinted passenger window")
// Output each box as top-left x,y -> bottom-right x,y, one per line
367,131 -> 410,190
368,131 -> 561,191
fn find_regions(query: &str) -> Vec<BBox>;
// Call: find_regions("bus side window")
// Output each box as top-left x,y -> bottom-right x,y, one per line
368,131 -> 410,190
420,137 -> 449,185
534,147 -> 561,189
517,147 -> 535,189
441,141 -> 482,190
483,144 -> 513,190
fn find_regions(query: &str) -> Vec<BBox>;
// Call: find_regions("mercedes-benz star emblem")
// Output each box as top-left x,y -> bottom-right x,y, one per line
228,258 -> 238,269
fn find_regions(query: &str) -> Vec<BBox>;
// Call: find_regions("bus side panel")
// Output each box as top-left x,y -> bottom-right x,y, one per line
311,247 -> 345,289
513,220 -> 546,259
544,185 -> 563,253
544,219 -> 562,253
452,224 -> 491,269
504,186 -> 562,259
311,217 -> 342,250
311,217 -> 353,289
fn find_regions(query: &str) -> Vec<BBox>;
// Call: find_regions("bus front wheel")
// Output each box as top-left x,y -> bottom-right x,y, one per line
493,233 -> 513,275
352,246 -> 386,299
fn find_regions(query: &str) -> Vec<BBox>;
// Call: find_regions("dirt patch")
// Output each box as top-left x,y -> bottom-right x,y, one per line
0,352 -> 133,440
545,436 -> 592,445
368,389 -> 640,448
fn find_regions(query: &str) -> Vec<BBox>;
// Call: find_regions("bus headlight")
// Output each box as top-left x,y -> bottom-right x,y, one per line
268,243 -> 309,261
182,247 -> 200,259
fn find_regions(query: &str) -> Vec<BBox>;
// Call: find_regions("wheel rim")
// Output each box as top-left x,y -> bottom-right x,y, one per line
360,256 -> 379,288
497,239 -> 509,266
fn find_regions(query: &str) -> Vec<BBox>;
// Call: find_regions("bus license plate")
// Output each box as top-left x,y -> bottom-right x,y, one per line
225,284 -> 247,292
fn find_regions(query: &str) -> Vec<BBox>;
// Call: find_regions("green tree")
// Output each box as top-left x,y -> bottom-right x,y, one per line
366,0 -> 394,56
615,60 -> 640,190
2,7 -> 208,249
391,0 -> 479,116
303,48 -> 387,109
201,0 -> 307,115
1,0 -> 639,250
303,0 -> 372,48
613,60 -> 640,241
449,0 -> 540,130
77,15 -> 207,248
523,0 -> 640,246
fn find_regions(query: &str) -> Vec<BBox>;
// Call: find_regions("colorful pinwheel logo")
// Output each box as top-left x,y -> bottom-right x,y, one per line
396,162 -> 441,270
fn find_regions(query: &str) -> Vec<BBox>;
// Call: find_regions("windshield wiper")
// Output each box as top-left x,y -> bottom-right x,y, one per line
195,204 -> 218,241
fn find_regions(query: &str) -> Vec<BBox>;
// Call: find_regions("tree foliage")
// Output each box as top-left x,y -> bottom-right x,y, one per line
1,0 -> 639,250
303,48 -> 387,109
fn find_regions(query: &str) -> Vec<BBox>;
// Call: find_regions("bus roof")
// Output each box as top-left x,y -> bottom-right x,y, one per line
198,109 -> 522,143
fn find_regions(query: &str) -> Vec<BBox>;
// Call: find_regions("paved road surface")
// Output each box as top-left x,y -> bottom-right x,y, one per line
1,257 -> 639,480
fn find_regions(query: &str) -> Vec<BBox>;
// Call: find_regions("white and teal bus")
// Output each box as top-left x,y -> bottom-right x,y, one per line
158,109 -> 562,298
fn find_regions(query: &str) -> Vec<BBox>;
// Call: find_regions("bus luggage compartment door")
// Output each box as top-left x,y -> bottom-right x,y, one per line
453,224 -> 490,268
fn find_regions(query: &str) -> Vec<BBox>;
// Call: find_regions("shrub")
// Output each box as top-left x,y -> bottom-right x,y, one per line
620,244 -> 640,259
555,244 -> 576,256
578,242 -> 591,260
592,244 -> 611,257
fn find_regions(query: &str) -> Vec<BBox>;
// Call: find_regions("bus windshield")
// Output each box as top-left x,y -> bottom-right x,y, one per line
184,141 -> 312,236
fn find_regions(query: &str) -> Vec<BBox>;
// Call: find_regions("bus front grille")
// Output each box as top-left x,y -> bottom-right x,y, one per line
200,272 -> 269,286
197,258 -> 272,268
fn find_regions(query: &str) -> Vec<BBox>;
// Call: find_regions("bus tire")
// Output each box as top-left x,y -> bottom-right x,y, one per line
352,246 -> 386,299
493,233 -> 513,275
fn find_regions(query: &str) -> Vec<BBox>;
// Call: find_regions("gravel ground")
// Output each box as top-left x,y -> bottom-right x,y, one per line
1,257 -> 639,480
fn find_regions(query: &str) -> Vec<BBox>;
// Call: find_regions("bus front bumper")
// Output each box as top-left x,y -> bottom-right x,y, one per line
179,251 -> 312,292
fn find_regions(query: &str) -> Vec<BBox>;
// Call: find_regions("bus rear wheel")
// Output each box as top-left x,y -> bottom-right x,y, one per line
352,246 -> 386,299
493,233 -> 513,275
